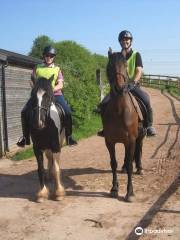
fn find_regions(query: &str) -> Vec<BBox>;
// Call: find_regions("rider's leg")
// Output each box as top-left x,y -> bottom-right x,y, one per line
17,99 -> 31,147
54,95 -> 77,146
97,93 -> 111,137
131,86 -> 156,136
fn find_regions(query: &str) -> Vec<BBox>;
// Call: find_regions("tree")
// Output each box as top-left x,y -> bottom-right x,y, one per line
29,35 -> 54,58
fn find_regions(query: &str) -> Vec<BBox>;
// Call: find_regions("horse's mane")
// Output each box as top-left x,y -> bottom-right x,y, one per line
31,77 -> 54,100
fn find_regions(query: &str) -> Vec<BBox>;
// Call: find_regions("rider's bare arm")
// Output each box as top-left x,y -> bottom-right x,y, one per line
134,66 -> 143,84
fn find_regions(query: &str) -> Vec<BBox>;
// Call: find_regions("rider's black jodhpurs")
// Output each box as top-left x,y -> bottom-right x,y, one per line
130,86 -> 153,127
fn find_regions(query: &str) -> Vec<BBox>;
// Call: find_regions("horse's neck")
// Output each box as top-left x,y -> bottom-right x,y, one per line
112,92 -> 135,112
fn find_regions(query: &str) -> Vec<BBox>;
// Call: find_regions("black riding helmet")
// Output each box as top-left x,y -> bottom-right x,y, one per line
43,45 -> 56,56
118,30 -> 133,42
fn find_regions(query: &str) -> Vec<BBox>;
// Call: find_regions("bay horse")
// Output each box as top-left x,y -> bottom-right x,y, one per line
30,76 -> 65,202
101,50 -> 146,202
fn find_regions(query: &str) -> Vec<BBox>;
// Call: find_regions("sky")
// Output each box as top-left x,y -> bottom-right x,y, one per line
1,0 -> 180,76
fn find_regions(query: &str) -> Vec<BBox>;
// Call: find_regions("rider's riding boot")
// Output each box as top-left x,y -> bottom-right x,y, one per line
93,105 -> 101,114
66,136 -> 77,146
17,136 -> 26,147
17,111 -> 30,147
65,114 -> 77,146
146,107 -> 156,137
147,126 -> 156,136
97,129 -> 104,137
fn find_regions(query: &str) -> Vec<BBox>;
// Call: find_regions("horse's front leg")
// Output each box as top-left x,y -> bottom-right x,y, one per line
52,152 -> 65,201
124,139 -> 136,202
134,127 -> 146,175
33,146 -> 48,203
134,136 -> 143,175
105,141 -> 119,198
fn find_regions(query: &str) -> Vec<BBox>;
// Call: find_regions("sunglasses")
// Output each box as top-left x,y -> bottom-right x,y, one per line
44,54 -> 55,58
121,38 -> 131,41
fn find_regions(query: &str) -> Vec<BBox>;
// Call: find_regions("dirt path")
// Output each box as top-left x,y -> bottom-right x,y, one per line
0,88 -> 179,240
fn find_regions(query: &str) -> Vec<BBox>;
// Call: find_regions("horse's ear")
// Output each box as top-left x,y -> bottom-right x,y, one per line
108,47 -> 112,58
49,74 -> 54,84
121,49 -> 127,59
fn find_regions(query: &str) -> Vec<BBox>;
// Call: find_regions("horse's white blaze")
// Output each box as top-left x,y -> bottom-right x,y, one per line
37,89 -> 45,126
50,103 -> 60,131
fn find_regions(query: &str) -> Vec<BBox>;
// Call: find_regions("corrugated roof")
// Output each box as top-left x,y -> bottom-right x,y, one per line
0,49 -> 42,68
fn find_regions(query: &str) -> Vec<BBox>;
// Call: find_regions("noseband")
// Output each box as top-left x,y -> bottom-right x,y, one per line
34,102 -> 52,118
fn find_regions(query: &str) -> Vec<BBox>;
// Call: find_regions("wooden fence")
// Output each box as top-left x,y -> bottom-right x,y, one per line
96,69 -> 180,101
141,74 -> 180,89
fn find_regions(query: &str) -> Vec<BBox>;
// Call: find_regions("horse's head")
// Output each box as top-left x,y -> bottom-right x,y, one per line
107,48 -> 128,95
31,75 -> 54,130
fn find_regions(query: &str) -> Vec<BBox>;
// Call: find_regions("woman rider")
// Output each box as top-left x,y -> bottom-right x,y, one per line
17,45 -> 77,147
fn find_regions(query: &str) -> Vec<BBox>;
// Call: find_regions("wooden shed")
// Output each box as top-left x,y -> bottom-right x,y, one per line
0,49 -> 42,157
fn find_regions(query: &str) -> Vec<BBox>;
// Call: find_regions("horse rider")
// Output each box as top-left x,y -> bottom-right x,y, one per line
97,30 -> 156,137
17,45 -> 77,147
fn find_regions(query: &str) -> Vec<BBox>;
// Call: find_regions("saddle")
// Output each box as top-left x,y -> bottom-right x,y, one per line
55,103 -> 66,132
128,92 -> 148,127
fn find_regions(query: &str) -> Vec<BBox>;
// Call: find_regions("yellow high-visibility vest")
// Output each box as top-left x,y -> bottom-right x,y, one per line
35,64 -> 60,88
127,50 -> 137,81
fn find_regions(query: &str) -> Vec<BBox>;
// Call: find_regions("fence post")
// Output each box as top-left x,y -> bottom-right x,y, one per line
96,69 -> 104,101
158,75 -> 160,89
178,78 -> 180,89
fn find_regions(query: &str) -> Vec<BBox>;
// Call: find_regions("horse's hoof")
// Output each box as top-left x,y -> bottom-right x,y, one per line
36,197 -> 45,203
124,194 -> 135,202
54,189 -> 65,201
135,169 -> 144,175
37,186 -> 49,202
110,190 -> 118,198
54,196 -> 64,201
120,167 -> 127,174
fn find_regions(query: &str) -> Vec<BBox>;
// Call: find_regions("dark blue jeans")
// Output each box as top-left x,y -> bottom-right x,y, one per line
54,95 -> 71,116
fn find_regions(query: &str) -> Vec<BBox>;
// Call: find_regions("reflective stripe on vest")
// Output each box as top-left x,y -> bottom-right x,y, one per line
127,51 -> 137,81
35,64 -> 60,88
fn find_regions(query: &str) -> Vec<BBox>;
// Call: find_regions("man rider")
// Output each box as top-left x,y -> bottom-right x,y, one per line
98,30 -> 156,137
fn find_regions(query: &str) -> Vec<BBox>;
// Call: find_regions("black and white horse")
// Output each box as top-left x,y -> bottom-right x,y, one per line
30,76 -> 65,202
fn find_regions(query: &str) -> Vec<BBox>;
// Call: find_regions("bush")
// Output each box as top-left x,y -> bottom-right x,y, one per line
29,36 -> 107,130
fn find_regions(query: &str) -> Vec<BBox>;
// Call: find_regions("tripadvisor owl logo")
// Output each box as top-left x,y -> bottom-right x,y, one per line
135,226 -> 144,235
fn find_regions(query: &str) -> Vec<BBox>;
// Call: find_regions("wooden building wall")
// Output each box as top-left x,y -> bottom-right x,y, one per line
5,65 -> 32,148
0,49 -> 41,156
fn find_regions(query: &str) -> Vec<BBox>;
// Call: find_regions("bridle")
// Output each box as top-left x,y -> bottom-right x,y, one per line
32,95 -> 53,126
111,70 -> 130,96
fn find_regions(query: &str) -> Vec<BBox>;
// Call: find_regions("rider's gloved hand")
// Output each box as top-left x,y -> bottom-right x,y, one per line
128,82 -> 136,91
